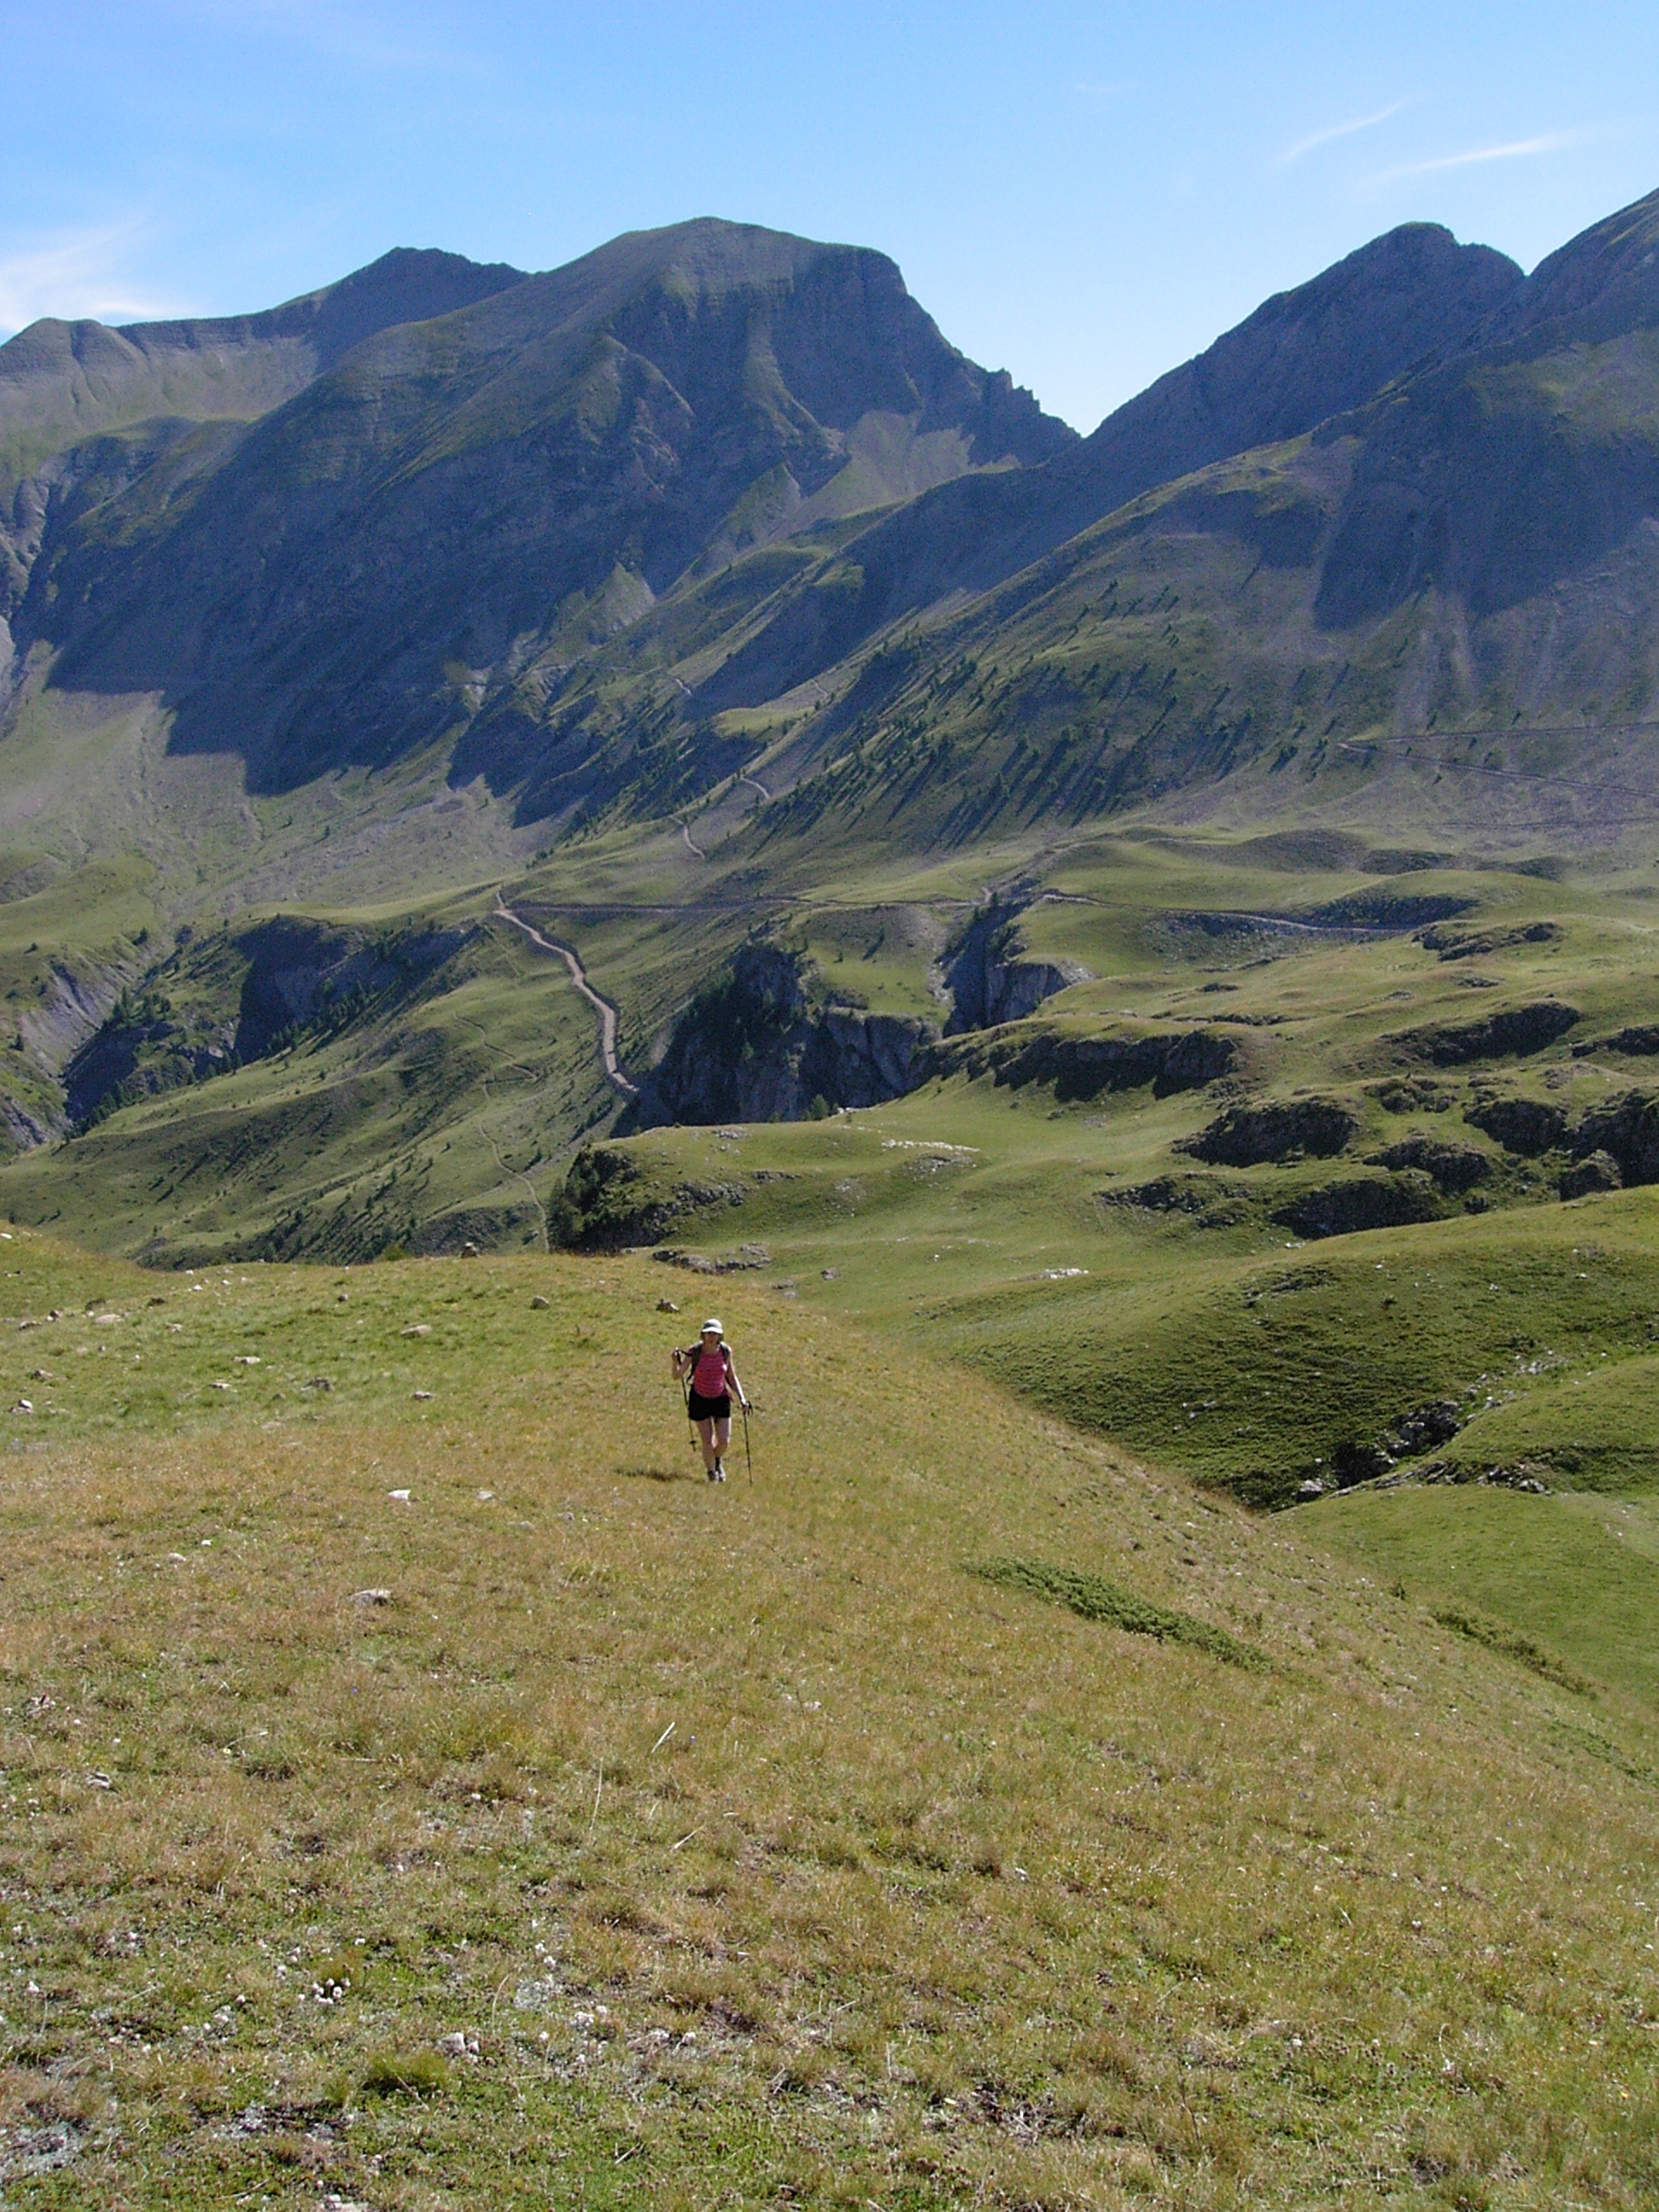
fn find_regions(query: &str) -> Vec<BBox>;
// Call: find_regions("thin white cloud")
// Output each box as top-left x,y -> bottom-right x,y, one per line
1274,101 -> 1408,168
0,225 -> 189,339
1369,132 -> 1576,185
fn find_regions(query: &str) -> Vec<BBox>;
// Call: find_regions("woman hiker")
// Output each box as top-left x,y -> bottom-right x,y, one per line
672,1319 -> 748,1482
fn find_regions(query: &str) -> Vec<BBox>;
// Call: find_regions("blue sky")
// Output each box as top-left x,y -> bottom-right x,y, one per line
5,1 -> 1658,429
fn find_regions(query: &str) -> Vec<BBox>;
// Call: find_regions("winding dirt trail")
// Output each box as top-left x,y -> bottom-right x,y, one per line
495,899 -> 639,1099
680,820 -> 707,860
738,772 -> 771,802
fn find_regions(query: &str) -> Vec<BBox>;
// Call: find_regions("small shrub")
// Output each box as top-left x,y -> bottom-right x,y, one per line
359,2049 -> 450,2098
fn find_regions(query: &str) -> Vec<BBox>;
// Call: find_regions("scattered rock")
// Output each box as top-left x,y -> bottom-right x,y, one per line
821,1268 -> 838,1280
1389,1402 -> 1463,1455
303,1376 -> 334,1392
387,1488 -> 411,1502
531,1294 -> 550,1308
1560,1149 -> 1623,1199
401,1323 -> 431,1338
349,1588 -> 393,1606
1100,1173 -> 1248,1229
234,1353 -> 260,1364
653,1247 -> 765,1274
461,1242 -> 480,1257
1578,1023 -> 1659,1058
10,1398 -> 31,1414
656,1297 -> 680,1312
1179,1096 -> 1357,1167
1295,1479 -> 1325,1502
412,1389 -> 434,1401
435,2031 -> 480,2061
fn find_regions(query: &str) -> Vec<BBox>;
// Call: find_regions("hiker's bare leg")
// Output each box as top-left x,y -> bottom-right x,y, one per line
696,1417 -> 718,1471
714,1416 -> 732,1465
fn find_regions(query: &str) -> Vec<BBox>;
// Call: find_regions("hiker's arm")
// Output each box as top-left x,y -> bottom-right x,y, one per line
726,1356 -> 747,1408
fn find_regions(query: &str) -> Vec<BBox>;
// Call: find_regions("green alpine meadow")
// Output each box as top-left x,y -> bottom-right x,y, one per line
3,181 -> 1659,2207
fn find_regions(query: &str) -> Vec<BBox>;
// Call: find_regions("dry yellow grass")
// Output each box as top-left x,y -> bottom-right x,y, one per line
0,1248 -> 1655,2208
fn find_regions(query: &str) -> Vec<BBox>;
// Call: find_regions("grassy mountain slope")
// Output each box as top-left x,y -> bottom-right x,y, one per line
0,1230 -> 1655,2208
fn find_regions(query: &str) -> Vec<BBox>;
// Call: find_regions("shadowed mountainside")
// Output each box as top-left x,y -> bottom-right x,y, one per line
4,220 -> 1071,790
0,249 -> 528,624
692,222 -> 1522,710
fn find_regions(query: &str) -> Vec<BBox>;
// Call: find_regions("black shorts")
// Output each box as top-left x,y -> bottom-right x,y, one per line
687,1388 -> 731,1421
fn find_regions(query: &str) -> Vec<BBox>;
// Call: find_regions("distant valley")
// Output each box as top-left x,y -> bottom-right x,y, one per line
9,189 -> 1659,1431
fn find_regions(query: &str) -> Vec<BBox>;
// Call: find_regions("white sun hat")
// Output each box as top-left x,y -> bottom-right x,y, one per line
702,1318 -> 723,1335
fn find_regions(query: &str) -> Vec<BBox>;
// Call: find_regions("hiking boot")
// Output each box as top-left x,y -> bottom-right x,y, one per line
713,1459 -> 727,1482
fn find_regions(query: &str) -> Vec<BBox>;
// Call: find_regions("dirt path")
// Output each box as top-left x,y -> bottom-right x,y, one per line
680,820 -> 707,860
495,900 -> 639,1099
738,772 -> 771,802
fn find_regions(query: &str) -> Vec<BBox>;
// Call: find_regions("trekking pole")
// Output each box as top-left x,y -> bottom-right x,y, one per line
679,1366 -> 697,1456
741,1398 -> 753,1484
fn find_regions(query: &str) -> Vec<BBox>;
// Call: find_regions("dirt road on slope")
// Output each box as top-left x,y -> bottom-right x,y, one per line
494,901 -> 639,1100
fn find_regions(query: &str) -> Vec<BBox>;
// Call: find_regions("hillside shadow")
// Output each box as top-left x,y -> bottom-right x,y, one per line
617,1462 -> 701,1484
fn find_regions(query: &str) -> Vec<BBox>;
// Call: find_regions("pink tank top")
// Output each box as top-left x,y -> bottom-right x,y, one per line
690,1343 -> 728,1396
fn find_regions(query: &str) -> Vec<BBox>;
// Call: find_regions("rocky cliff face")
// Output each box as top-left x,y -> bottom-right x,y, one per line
941,901 -> 1091,1034
638,943 -> 936,1126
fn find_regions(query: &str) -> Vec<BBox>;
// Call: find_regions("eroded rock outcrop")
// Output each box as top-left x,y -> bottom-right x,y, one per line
639,944 -> 936,1126
1384,1001 -> 1580,1066
1465,1096 -> 1567,1154
1271,1170 -> 1446,1240
942,902 -> 1090,1033
934,1022 -> 1237,1101
1179,1096 -> 1357,1167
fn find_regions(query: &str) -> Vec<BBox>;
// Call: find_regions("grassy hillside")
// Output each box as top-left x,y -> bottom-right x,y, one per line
0,1228 -> 1655,2208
